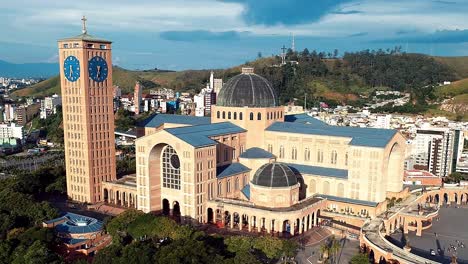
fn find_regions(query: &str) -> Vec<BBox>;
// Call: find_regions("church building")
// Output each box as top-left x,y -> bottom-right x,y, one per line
105,67 -> 407,235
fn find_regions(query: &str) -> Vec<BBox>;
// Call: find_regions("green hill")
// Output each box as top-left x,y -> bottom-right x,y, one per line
435,78 -> 468,99
433,56 -> 468,79
11,66 -> 159,98
12,75 -> 61,97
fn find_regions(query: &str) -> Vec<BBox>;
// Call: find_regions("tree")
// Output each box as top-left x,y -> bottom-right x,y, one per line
333,49 -> 339,58
329,237 -> 341,264
257,52 -> 262,58
350,253 -> 369,264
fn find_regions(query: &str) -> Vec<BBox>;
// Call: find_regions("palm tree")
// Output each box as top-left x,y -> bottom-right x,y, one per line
319,243 -> 329,261
329,238 -> 341,264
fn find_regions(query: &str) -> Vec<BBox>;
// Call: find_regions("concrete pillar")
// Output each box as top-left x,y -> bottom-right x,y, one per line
416,220 -> 422,236
314,212 -> 318,226
221,212 -> 225,225
308,214 -> 312,230
248,216 -> 253,232
266,219 -> 271,234
230,214 -> 234,229
299,218 -> 303,234
403,219 -> 409,234
239,215 -> 243,231
290,220 -> 295,236
457,194 -> 461,205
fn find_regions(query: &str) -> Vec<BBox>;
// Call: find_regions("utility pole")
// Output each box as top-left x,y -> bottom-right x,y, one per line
304,93 -> 307,111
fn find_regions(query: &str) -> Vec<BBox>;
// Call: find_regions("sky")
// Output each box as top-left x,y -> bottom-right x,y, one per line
1,0 -> 468,70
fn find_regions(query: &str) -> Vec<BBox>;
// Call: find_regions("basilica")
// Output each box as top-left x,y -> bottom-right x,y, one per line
103,67 -> 406,235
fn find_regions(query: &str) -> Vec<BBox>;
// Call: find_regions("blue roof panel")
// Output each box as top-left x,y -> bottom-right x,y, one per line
287,163 -> 348,179
166,122 -> 246,148
241,184 -> 251,200
266,122 -> 396,148
217,163 -> 251,179
284,113 -> 328,127
46,212 -> 103,234
139,114 -> 211,128
239,147 -> 275,159
315,194 -> 378,207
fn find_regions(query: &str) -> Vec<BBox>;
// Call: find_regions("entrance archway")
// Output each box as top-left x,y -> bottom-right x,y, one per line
207,208 -> 214,223
173,201 -> 181,222
444,193 -> 449,204
103,189 -> 109,203
162,199 -> 170,215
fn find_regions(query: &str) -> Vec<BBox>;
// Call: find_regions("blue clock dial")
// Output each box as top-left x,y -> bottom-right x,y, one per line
88,56 -> 108,82
63,56 -> 80,82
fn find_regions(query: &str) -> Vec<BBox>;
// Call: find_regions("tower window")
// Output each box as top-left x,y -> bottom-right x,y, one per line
100,44 -> 107,49
250,112 -> 254,120
233,112 -> 237,120
279,146 -> 285,158
217,111 -> 220,118
63,44 -> 69,48
228,112 -> 231,119
73,43 -> 79,48
162,145 -> 181,190
239,112 -> 243,120
87,43 -> 94,48
257,112 -> 262,120
222,111 -> 226,119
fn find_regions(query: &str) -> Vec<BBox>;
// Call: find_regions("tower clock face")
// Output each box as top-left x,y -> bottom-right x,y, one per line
88,56 -> 108,82
63,56 -> 80,82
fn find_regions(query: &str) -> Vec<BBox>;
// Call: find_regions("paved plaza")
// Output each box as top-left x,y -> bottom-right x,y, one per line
389,205 -> 468,264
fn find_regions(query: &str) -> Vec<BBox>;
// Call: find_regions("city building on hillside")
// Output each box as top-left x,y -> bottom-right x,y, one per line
40,94 -> 62,119
403,170 -> 442,186
150,88 -> 175,98
15,103 -> 40,126
134,81 -> 142,115
0,123 -> 24,140
103,67 -> 407,235
408,127 -> 459,178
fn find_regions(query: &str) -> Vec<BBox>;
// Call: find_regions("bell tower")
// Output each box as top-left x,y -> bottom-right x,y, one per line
58,17 -> 116,204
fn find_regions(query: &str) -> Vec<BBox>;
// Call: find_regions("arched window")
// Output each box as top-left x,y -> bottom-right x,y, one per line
257,112 -> 262,120
222,111 -> 226,119
162,145 -> 180,190
337,183 -> 344,197
268,144 -> 273,153
224,148 -> 229,161
228,112 -> 231,119
331,150 -> 338,164
292,147 -> 297,160
345,152 -> 348,166
267,112 -> 270,120
218,182 -> 222,196
217,111 -> 220,118
239,112 -> 243,120
317,149 -> 323,163
280,112 -> 283,118
234,112 -> 237,120
235,177 -> 239,190
243,175 -> 247,186
323,181 -> 330,195
250,112 -> 254,120
279,145 -> 285,158
274,112 -> 277,119
304,148 -> 311,161
309,179 -> 316,193
227,180 -> 231,193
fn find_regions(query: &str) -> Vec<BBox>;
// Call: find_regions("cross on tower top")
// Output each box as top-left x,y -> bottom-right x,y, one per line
81,16 -> 87,34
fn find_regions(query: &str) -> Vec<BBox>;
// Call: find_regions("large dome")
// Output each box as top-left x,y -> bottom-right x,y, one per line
217,68 -> 278,108
252,162 -> 297,188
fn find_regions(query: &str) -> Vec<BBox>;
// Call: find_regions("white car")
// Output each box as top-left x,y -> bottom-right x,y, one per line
430,249 -> 436,256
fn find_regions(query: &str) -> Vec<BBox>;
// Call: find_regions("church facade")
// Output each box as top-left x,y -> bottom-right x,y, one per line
120,67 -> 407,235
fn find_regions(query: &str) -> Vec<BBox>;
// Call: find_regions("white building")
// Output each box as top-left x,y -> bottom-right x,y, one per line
374,114 -> 392,129
40,94 -> 62,119
409,127 -> 454,177
0,123 -> 24,140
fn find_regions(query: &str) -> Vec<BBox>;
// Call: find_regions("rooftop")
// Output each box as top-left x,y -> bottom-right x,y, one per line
287,163 -> 348,179
284,113 -> 328,127
59,33 -> 111,43
45,212 -> 103,234
316,194 -> 379,207
241,184 -> 251,200
239,147 -> 275,159
217,163 -> 251,179
139,113 -> 211,128
266,122 -> 397,148
166,122 -> 246,148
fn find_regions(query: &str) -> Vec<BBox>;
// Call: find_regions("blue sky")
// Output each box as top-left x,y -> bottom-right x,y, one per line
1,0 -> 468,70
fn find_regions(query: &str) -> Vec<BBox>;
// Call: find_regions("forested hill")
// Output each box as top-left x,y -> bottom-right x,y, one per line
12,48 -> 464,109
